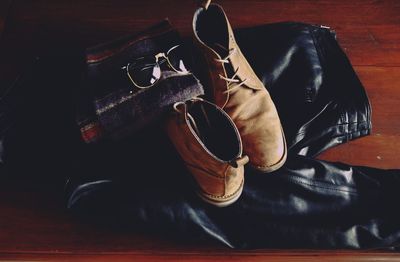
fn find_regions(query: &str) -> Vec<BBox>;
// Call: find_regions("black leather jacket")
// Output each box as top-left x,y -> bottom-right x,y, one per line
2,22 -> 400,249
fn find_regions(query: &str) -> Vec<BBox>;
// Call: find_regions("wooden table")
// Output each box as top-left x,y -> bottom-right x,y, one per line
1,0 -> 399,261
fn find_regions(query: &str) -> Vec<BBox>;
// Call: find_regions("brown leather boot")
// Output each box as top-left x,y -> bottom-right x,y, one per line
165,98 -> 249,207
192,4 -> 287,172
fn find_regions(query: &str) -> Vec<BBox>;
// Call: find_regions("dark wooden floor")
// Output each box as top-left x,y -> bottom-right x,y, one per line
1,0 -> 400,261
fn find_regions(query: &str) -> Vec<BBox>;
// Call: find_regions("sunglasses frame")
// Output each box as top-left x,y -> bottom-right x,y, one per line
122,45 -> 190,89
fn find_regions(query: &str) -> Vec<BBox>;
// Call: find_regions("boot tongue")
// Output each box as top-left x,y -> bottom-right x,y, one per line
195,3 -> 261,90
213,37 -> 261,91
225,18 -> 262,90
212,43 -> 236,80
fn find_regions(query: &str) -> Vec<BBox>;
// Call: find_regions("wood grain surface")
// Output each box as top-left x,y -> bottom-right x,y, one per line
1,0 -> 400,261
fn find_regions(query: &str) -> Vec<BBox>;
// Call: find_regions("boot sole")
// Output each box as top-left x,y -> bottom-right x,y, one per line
250,129 -> 287,173
197,178 -> 244,207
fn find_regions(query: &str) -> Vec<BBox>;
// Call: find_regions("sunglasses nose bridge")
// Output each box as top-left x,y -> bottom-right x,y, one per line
155,52 -> 167,62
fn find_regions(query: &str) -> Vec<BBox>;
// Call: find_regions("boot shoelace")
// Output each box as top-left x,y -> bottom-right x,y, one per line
214,47 -> 247,95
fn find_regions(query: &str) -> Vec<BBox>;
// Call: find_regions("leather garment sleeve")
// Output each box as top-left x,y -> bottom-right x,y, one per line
234,22 -> 371,157
65,151 -> 400,249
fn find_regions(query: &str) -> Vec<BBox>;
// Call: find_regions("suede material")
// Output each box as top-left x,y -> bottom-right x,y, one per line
193,4 -> 287,172
165,99 -> 247,205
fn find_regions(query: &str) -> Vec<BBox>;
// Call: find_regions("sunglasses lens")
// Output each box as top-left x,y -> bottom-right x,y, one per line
167,46 -> 189,73
128,58 -> 161,88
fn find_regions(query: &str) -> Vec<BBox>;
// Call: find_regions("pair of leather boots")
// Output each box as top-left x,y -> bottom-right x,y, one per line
166,3 -> 287,207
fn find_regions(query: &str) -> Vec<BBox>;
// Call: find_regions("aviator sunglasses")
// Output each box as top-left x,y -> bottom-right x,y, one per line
121,45 -> 190,89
